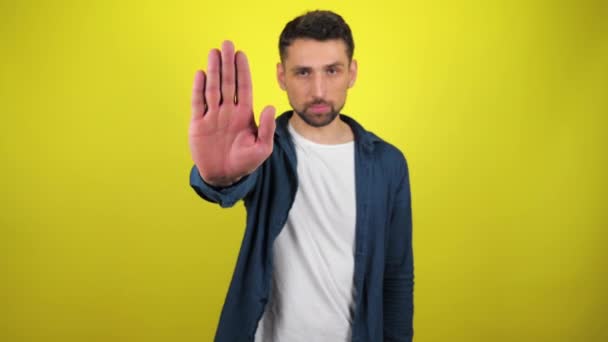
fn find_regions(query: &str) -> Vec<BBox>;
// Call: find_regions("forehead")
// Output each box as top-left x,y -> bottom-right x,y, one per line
283,38 -> 349,67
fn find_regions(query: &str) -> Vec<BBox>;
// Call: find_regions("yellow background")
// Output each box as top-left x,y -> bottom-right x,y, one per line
1,0 -> 607,341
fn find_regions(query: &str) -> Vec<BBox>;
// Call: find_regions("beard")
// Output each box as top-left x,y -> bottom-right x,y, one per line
292,99 -> 344,128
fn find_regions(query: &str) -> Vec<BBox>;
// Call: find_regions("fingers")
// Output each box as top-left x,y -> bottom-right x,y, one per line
220,40 -> 236,105
257,106 -> 276,148
205,49 -> 221,112
191,70 -> 206,119
235,51 -> 252,108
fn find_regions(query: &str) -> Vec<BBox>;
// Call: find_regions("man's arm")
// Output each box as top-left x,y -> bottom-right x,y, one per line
189,163 -> 260,208
383,154 -> 414,341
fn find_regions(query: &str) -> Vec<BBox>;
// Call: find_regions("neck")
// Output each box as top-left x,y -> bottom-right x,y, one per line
289,112 -> 354,145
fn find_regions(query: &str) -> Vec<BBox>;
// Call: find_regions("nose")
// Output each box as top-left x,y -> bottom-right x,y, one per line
311,73 -> 326,98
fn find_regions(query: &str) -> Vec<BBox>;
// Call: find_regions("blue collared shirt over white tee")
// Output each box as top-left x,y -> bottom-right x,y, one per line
190,111 -> 414,342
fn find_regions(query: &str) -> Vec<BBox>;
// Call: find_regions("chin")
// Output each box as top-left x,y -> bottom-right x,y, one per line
295,110 -> 339,128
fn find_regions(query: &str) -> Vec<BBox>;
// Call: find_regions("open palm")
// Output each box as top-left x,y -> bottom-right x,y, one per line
189,41 -> 276,187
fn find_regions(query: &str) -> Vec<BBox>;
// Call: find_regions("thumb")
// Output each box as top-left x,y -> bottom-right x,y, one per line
257,105 -> 276,147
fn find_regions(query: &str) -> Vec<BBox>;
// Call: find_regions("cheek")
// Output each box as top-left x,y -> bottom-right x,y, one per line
285,90 -> 304,108
329,82 -> 350,100
287,85 -> 308,101
333,76 -> 350,89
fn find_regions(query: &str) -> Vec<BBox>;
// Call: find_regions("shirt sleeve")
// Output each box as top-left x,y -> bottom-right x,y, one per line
383,154 -> 414,341
189,165 -> 260,208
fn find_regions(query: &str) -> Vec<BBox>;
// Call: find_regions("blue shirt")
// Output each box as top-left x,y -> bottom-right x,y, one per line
190,111 -> 414,341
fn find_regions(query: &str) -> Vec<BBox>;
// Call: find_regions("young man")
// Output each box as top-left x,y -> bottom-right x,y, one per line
189,10 -> 414,342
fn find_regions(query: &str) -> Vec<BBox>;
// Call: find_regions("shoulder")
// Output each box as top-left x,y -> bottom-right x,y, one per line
343,113 -> 410,179
360,133 -> 409,201
368,131 -> 409,172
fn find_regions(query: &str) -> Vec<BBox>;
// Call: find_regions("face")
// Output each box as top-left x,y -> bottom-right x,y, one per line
277,38 -> 357,127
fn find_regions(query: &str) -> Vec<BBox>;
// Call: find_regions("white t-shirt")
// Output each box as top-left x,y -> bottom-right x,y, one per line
254,122 -> 357,342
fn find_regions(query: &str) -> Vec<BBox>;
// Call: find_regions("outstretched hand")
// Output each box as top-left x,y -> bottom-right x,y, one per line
189,41 -> 276,187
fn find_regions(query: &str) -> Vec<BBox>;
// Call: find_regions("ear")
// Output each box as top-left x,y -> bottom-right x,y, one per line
277,62 -> 286,90
348,59 -> 358,88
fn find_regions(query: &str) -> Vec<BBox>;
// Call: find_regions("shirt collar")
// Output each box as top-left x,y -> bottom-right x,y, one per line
275,111 -> 380,152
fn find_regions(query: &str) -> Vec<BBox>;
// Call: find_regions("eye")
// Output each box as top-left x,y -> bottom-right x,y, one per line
296,69 -> 309,77
327,68 -> 337,75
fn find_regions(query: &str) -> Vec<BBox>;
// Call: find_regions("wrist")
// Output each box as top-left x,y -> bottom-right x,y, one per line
201,174 -> 243,188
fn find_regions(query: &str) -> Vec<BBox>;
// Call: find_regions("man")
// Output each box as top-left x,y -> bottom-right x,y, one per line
189,10 -> 414,342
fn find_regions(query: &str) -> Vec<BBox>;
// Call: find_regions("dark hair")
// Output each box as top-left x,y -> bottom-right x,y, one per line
279,10 -> 354,62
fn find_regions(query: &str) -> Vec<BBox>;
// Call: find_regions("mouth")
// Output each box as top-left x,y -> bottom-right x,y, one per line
308,103 -> 331,114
